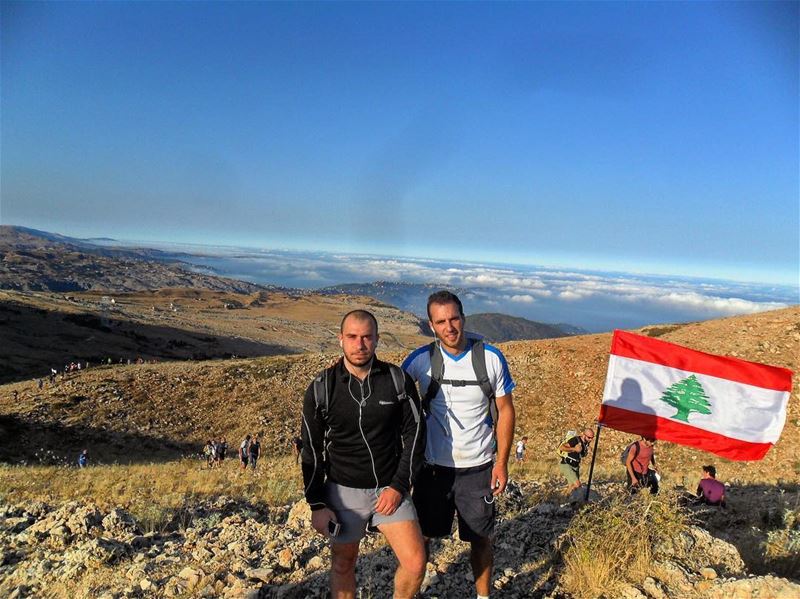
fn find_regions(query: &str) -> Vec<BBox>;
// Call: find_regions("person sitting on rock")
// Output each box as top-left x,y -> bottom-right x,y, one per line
695,465 -> 726,507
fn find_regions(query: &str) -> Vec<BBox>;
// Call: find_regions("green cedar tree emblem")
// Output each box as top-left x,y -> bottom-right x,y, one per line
659,374 -> 712,422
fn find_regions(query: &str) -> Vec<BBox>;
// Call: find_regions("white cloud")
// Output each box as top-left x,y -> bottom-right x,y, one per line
647,292 -> 787,315
559,290 -> 583,301
184,246 -> 795,325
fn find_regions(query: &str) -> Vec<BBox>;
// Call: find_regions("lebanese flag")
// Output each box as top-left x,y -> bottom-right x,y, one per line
598,330 -> 793,461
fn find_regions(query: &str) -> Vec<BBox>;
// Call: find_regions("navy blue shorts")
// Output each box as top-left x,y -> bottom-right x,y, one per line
412,461 -> 495,542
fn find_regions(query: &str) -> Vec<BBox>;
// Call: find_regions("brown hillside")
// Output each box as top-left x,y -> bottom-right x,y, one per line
1,307 -> 797,483
0,288 -> 427,383
0,225 -> 266,294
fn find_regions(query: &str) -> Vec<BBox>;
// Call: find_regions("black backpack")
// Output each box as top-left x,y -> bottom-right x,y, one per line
423,338 -> 494,406
312,362 -> 413,421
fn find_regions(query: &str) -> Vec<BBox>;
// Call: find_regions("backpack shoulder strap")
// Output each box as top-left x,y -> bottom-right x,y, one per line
470,340 -> 495,401
389,364 -> 420,424
388,364 -> 408,402
312,368 -> 332,421
422,341 -> 442,407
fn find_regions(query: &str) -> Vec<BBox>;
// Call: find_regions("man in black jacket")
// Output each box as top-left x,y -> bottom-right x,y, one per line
301,310 -> 426,599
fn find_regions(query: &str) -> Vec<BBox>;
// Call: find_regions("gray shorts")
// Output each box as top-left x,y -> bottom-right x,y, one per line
325,482 -> 418,544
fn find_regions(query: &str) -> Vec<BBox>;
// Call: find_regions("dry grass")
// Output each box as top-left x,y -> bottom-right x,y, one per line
0,455 -> 304,519
560,489 -> 688,599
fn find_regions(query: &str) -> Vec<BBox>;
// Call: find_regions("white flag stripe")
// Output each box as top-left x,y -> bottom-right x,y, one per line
602,355 -> 790,444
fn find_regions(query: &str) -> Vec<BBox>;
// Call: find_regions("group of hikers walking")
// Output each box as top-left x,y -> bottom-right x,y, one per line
203,435 -> 262,472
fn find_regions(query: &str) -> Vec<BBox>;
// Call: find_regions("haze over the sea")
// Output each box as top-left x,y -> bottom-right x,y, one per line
92,237 -> 794,333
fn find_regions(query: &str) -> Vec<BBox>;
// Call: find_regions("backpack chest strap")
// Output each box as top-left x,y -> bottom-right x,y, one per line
439,378 -> 482,387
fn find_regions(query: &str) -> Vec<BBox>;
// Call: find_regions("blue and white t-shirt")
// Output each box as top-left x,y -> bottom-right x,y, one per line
402,339 -> 516,468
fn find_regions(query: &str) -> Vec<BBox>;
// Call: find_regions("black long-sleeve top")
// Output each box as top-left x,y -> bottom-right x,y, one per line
301,358 -> 426,511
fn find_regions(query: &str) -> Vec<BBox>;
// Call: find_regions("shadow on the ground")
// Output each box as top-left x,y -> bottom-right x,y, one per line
685,481 -> 800,581
0,413 -> 198,465
0,299 -> 296,384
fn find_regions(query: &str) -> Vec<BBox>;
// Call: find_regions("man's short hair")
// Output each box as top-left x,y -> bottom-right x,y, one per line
340,309 -> 379,334
426,290 -> 464,320
702,464 -> 717,478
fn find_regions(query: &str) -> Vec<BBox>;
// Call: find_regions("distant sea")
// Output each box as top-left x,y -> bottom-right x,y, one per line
108,240 -> 798,333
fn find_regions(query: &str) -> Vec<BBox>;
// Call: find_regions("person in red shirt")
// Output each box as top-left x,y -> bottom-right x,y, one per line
624,436 -> 659,494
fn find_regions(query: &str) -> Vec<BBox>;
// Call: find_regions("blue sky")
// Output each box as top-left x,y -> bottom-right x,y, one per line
2,1 -> 798,286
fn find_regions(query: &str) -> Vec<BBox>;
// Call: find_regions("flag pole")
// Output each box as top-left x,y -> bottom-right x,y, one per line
584,422 -> 603,502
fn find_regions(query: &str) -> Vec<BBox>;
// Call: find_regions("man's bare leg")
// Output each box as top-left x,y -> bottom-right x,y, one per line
330,541 -> 360,599
470,536 -> 493,597
379,520 -> 426,599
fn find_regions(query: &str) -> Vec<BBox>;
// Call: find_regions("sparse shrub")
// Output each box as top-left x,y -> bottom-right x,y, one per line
762,505 -> 800,579
130,503 -> 174,534
560,489 -> 688,599
192,512 -> 222,530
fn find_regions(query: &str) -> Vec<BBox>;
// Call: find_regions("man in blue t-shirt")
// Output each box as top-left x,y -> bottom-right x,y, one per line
402,290 -> 516,599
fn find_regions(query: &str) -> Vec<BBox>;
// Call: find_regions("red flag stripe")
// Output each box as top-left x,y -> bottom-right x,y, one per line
611,330 -> 793,392
598,404 -> 773,461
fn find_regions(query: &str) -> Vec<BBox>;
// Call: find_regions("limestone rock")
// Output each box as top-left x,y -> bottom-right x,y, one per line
102,508 -> 140,536
286,501 -> 311,529
245,566 -> 275,582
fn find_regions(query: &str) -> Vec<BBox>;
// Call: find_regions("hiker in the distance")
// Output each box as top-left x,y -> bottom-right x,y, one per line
239,434 -> 251,470
249,434 -> 261,472
216,437 -> 228,465
624,436 -> 659,494
515,436 -> 528,463
402,290 -> 516,599
301,309 -> 426,599
204,440 -> 215,469
291,436 -> 303,464
78,449 -> 88,468
557,428 -> 594,495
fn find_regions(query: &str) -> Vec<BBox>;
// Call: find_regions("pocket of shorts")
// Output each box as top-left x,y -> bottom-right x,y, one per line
467,487 -> 496,505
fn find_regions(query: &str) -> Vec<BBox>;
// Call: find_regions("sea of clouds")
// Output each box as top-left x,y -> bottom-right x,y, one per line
150,245 -> 796,332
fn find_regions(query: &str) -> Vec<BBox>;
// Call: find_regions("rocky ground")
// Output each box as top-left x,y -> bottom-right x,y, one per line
1,480 -> 797,599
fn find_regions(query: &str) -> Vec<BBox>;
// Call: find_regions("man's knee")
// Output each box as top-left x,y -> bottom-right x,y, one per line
331,544 -> 359,575
398,550 -> 426,578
